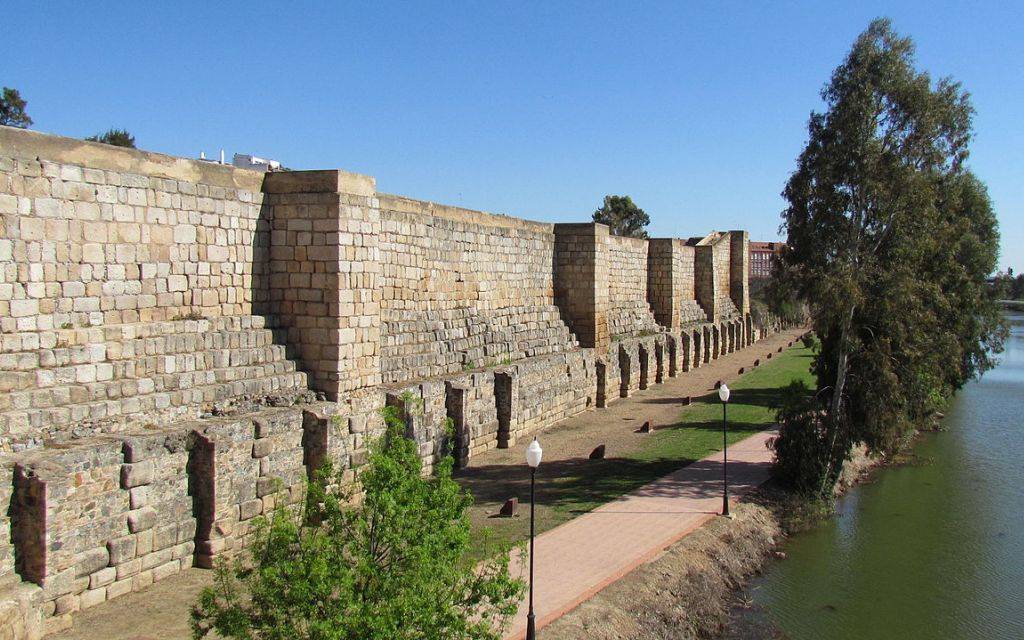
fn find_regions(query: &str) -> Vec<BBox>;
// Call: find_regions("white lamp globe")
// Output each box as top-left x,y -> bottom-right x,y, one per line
718,383 -> 731,403
526,438 -> 543,468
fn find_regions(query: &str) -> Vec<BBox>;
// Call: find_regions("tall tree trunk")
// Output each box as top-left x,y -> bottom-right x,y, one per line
820,305 -> 854,496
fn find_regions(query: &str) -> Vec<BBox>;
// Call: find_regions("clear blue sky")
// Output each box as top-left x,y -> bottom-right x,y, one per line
5,1 -> 1022,271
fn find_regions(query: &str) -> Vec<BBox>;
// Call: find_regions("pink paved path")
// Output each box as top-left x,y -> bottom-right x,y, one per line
503,429 -> 776,639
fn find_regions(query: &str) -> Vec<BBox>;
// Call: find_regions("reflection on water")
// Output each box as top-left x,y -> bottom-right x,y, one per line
746,312 -> 1024,640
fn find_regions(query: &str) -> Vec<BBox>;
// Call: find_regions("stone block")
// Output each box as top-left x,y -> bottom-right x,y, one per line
152,560 -> 180,582
121,461 -> 154,488
89,567 -> 116,589
115,559 -> 142,580
127,507 -> 156,533
107,578 -> 133,600
79,587 -> 106,610
107,535 -> 137,564
75,548 -> 110,578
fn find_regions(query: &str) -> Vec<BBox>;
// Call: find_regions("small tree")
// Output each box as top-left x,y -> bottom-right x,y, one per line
0,87 -> 32,128
593,195 -> 650,238
86,128 -> 136,148
769,381 -> 830,495
191,406 -> 524,640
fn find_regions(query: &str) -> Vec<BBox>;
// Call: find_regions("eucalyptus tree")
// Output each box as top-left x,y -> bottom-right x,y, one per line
774,18 -> 1004,494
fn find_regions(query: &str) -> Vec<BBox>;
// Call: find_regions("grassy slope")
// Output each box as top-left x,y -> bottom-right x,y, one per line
468,344 -> 816,558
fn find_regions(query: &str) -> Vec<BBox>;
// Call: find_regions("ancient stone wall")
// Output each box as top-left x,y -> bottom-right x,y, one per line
648,239 -> 705,330
606,234 -> 659,338
729,230 -> 750,316
553,223 -> 609,351
378,195 -> 575,383
0,127 -> 267,335
693,231 -> 740,323
0,125 -> 768,638
261,171 -> 382,399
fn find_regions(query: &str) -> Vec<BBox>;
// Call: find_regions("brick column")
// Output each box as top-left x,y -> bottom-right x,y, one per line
553,223 -> 609,352
263,170 -> 381,400
729,230 -> 750,316
695,243 -> 717,324
647,239 -> 675,329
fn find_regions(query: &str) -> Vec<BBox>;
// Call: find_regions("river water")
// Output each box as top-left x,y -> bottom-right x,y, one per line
745,312 -> 1024,639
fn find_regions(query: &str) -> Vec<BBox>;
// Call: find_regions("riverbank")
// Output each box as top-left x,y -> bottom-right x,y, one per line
738,312 -> 1024,640
541,447 -> 878,640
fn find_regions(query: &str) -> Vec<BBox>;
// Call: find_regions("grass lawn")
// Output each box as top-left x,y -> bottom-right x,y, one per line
464,343 -> 816,559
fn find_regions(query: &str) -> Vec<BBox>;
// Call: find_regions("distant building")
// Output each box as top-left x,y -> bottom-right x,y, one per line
750,241 -> 784,280
232,153 -> 283,172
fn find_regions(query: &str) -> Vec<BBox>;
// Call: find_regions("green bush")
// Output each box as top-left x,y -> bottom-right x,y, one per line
192,406 -> 524,639
768,380 -> 831,495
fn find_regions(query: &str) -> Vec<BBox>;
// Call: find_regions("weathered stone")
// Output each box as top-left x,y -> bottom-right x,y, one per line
74,548 -> 110,578
88,567 -> 116,589
0,124 -> 766,632
239,499 -> 263,521
127,507 -> 157,533
79,587 -> 106,610
107,536 -> 137,564
53,593 -> 80,616
107,578 -> 133,600
498,498 -> 518,518
121,461 -> 154,488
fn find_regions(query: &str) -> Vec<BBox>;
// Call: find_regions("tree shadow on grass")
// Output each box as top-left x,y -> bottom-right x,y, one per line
457,454 -> 772,517
650,418 -> 767,434
635,386 -> 798,412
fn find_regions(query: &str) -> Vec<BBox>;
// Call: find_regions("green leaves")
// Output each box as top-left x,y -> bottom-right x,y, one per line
592,195 -> 651,238
0,87 -> 32,128
773,18 -> 1006,495
86,128 -> 136,148
192,406 -> 524,639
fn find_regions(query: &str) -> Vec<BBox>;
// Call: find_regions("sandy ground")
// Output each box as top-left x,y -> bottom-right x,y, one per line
49,328 -> 805,640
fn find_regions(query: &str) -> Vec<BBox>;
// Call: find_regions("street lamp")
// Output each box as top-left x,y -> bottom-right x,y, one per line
525,438 -> 543,640
719,383 -> 732,518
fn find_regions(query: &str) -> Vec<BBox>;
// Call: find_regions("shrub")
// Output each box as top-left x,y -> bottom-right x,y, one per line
800,333 -> 819,351
768,380 -> 832,495
192,406 -> 524,639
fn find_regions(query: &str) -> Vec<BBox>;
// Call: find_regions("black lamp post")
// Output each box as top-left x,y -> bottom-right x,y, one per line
525,438 -> 543,640
719,383 -> 732,518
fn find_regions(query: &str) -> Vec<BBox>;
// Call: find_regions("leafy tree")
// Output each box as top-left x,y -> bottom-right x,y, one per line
86,128 -> 136,148
0,87 -> 32,128
992,268 -> 1024,300
593,195 -> 650,238
191,406 -> 524,640
773,19 -> 1005,495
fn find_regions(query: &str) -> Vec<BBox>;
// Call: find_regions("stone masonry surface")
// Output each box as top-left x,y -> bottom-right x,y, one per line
0,125 -> 769,638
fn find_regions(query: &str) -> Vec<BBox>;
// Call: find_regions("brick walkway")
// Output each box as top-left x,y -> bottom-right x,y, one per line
502,430 -> 776,639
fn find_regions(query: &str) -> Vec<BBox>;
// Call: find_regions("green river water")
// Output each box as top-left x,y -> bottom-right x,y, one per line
745,311 -> 1024,640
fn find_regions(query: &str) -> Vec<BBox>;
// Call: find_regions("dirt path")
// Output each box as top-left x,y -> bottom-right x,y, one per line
49,328 -> 804,640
